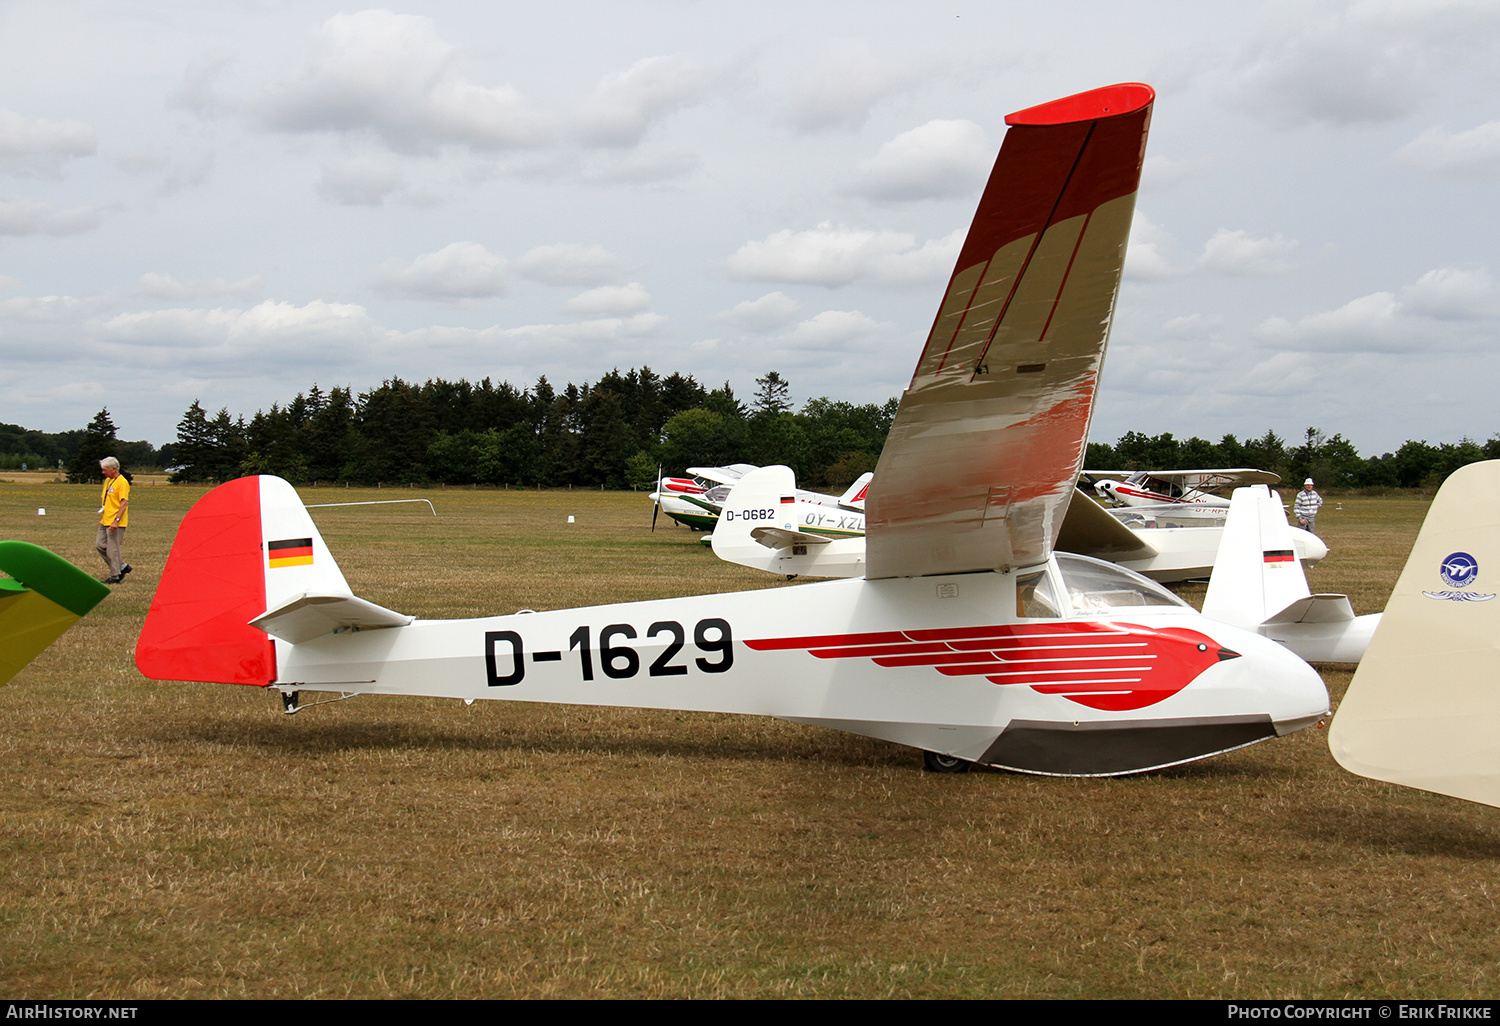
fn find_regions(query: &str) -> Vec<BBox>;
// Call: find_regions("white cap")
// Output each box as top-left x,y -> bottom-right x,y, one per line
1304,478 -> 1314,486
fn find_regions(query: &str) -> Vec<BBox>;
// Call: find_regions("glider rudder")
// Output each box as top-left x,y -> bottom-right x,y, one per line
1328,460 -> 1500,808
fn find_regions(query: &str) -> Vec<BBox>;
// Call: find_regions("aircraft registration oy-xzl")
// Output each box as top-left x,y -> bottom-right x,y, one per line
136,83 -> 1335,776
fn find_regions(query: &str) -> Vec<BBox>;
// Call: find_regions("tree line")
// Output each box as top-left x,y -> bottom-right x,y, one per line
166,369 -> 897,490
1086,428 -> 1500,490
13,378 -> 1498,491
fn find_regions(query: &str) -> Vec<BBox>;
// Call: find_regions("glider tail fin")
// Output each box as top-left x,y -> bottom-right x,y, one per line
1329,460 -> 1500,808
838,472 -> 873,511
1203,485 -> 1376,663
135,475 -> 370,686
709,465 -> 802,575
0,541 -> 110,687
710,465 -> 866,579
1202,485 -> 1310,630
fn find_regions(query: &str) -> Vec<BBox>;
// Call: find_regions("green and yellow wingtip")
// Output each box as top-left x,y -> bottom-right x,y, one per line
0,541 -> 111,686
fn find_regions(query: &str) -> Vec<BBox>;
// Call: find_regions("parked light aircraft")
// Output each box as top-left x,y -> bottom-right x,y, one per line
1202,486 -> 1378,663
135,83 -> 1332,776
1090,469 -> 1280,507
650,464 -> 758,531
653,465 -> 871,533
711,467 -> 1324,584
0,541 -> 110,686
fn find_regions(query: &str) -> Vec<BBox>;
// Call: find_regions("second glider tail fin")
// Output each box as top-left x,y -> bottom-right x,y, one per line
1330,460 -> 1500,808
1203,486 -> 1376,663
710,465 -> 866,579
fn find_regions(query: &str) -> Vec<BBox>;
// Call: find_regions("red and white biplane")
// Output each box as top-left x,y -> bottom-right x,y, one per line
135,83 -> 1329,775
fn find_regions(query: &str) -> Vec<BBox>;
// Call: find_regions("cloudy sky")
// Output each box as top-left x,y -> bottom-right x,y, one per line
3,0 -> 1499,455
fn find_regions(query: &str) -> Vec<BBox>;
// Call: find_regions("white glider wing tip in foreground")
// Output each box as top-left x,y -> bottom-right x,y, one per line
1329,460 -> 1500,808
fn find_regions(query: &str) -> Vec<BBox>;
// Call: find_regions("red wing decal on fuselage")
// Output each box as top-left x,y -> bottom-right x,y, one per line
746,621 -> 1234,712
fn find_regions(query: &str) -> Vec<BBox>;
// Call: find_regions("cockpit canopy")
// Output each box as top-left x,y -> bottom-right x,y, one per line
1017,553 -> 1192,618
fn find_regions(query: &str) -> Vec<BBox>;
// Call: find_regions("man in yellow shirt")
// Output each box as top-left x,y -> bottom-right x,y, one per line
97,457 -> 132,584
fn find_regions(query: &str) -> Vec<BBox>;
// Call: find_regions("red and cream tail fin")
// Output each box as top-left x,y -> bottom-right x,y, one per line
136,476 -> 408,686
838,473 -> 872,511
1330,460 -> 1500,808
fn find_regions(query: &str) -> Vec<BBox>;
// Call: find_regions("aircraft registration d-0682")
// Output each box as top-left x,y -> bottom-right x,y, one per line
136,83 -> 1330,775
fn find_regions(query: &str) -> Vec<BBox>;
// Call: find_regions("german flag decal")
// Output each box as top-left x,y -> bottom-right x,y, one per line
1262,550 -> 1296,564
268,537 -> 314,569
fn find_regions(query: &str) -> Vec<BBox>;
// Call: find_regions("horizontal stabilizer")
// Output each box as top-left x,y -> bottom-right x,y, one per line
1265,594 -> 1356,625
251,592 -> 414,644
751,526 -> 831,549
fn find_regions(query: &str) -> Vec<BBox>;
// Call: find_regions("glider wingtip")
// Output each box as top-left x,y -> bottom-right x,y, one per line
0,540 -> 110,617
1005,82 -> 1155,126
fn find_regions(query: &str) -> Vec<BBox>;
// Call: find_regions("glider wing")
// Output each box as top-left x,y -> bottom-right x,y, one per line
865,83 -> 1153,578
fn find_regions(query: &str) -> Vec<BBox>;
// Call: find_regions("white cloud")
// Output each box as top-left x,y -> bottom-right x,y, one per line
0,197 -> 102,235
374,242 -> 508,299
1197,229 -> 1298,276
778,38 -> 916,132
98,300 -> 384,368
725,223 -> 962,288
575,54 -> 710,147
0,108 -> 96,178
846,120 -> 991,201
135,273 -> 263,301
1256,267 -> 1496,353
714,292 -> 804,332
1398,267 -> 1496,319
257,10 -> 547,154
1140,154 -> 1217,192
1124,212 -> 1177,281
578,150 -> 702,185
512,243 -> 632,286
563,282 -> 651,316
1395,121 -> 1500,177
783,309 -> 891,351
1226,1 -> 1500,126
1124,219 -> 1297,280
317,155 -> 407,205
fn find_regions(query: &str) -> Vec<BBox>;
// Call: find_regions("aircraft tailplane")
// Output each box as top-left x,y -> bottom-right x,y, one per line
1202,485 -> 1377,663
136,476 -> 410,686
710,465 -> 865,579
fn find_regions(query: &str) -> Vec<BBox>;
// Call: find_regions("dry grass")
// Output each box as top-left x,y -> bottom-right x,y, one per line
1,483 -> 1496,999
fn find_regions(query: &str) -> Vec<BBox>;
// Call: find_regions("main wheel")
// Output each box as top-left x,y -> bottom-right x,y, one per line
923,750 -> 971,773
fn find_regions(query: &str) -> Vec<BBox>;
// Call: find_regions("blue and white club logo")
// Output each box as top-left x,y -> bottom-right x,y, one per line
1439,552 -> 1480,589
1425,551 -> 1494,602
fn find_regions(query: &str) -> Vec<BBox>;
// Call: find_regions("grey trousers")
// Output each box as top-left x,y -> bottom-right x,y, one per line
95,525 -> 126,576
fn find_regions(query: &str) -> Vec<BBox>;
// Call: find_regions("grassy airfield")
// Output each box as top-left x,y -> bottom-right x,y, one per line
1,479 -> 1495,999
